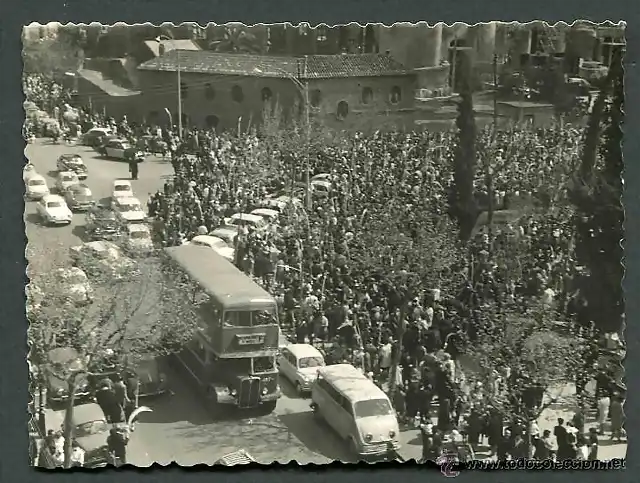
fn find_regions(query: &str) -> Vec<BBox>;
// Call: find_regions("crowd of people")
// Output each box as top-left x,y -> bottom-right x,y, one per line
25,72 -> 625,463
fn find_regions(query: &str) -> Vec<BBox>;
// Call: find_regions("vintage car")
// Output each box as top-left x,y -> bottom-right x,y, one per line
278,344 -> 325,395
112,179 -> 134,201
55,267 -> 93,305
45,403 -> 110,467
81,127 -> 114,147
87,354 -> 168,399
99,138 -> 141,161
25,174 -> 50,200
36,194 -> 73,225
188,235 -> 234,262
57,154 -> 88,180
44,347 -> 90,405
123,224 -> 154,254
54,171 -> 80,193
69,240 -> 137,279
85,204 -> 123,241
135,135 -> 168,156
23,163 -> 38,182
112,196 -> 146,224
63,183 -> 94,212
250,208 -> 280,224
209,227 -> 239,247
224,213 -> 268,232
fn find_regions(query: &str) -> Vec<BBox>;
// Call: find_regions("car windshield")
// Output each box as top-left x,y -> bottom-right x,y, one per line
353,399 -> 394,419
252,356 -> 276,373
130,230 -> 148,239
67,157 -> 83,164
298,356 -> 324,369
120,203 -> 141,212
114,185 -> 130,192
47,201 -> 63,208
29,179 -> 45,186
74,420 -> 108,437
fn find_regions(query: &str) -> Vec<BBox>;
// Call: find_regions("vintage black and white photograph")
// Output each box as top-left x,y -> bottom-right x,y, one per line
24,20 -> 625,468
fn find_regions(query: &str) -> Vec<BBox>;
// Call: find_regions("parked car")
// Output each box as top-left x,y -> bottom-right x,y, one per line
36,194 -> 73,225
86,354 -> 168,399
63,183 -> 94,212
224,213 -> 267,232
111,179 -> 134,200
123,224 -> 154,254
81,127 -> 113,147
85,204 -> 123,241
209,227 -> 239,247
55,267 -> 93,305
57,154 -> 88,179
189,234 -> 234,262
25,174 -> 50,200
23,163 -> 38,182
45,402 -> 110,467
44,347 -> 90,405
112,196 -> 146,223
54,171 -> 80,193
250,208 -> 280,224
69,240 -> 137,279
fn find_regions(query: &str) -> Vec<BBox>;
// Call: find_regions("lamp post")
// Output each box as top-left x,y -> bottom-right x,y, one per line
155,36 -> 183,139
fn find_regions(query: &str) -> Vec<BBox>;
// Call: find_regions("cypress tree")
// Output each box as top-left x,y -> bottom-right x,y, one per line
571,48 -> 624,334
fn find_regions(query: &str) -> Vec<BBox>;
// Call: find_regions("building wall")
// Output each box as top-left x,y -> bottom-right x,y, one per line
496,103 -> 556,127
75,76 -> 142,120
136,70 -> 416,132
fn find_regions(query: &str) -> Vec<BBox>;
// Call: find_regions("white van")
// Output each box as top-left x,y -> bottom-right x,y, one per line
310,364 -> 400,458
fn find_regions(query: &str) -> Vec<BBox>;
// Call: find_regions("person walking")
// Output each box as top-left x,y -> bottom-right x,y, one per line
128,157 -> 139,181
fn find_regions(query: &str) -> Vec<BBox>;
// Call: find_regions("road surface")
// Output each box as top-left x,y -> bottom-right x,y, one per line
25,139 -> 352,465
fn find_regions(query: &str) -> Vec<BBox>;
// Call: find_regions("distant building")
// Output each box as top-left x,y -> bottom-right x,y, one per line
135,50 -> 417,131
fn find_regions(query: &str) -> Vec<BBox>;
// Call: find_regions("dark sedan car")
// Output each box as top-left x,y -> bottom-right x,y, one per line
57,154 -> 88,180
64,184 -> 94,212
45,347 -> 90,406
84,204 -> 123,241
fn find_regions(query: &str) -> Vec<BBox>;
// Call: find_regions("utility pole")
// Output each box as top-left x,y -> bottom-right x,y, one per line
177,49 -> 183,139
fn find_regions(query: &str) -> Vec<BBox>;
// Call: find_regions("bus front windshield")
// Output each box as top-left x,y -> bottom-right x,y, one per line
224,309 -> 278,327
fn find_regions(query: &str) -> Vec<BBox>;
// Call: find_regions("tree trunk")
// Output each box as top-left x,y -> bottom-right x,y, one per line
63,374 -> 77,468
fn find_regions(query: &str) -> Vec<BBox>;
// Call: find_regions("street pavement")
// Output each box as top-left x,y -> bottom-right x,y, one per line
25,139 -> 351,466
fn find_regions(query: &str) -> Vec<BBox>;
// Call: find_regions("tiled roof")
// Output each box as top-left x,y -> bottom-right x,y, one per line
77,70 -> 141,97
142,39 -> 202,58
137,51 -> 412,79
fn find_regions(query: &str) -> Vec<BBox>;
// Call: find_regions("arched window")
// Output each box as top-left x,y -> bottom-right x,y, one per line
261,87 -> 273,102
389,86 -> 402,105
204,83 -> 216,100
180,82 -> 188,99
336,101 -> 349,120
310,89 -> 322,108
205,115 -> 219,129
231,85 -> 244,103
361,87 -> 374,105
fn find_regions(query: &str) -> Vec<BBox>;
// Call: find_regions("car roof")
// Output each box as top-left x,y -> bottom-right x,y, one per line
192,235 -> 224,244
113,179 -> 132,186
60,153 -> 81,159
58,171 -> 77,177
88,127 -> 112,133
42,194 -> 64,202
285,344 -> 324,359
311,180 -> 331,188
316,364 -> 387,401
28,174 -> 46,181
230,213 -> 264,223
70,183 -> 91,191
251,208 -> 279,216
116,196 -> 140,203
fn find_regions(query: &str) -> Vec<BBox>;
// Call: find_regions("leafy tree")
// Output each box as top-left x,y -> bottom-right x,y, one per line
209,26 -> 267,54
448,57 -> 479,241
28,247 -> 198,467
463,301 -> 587,451
569,47 -> 624,334
22,35 -> 84,76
